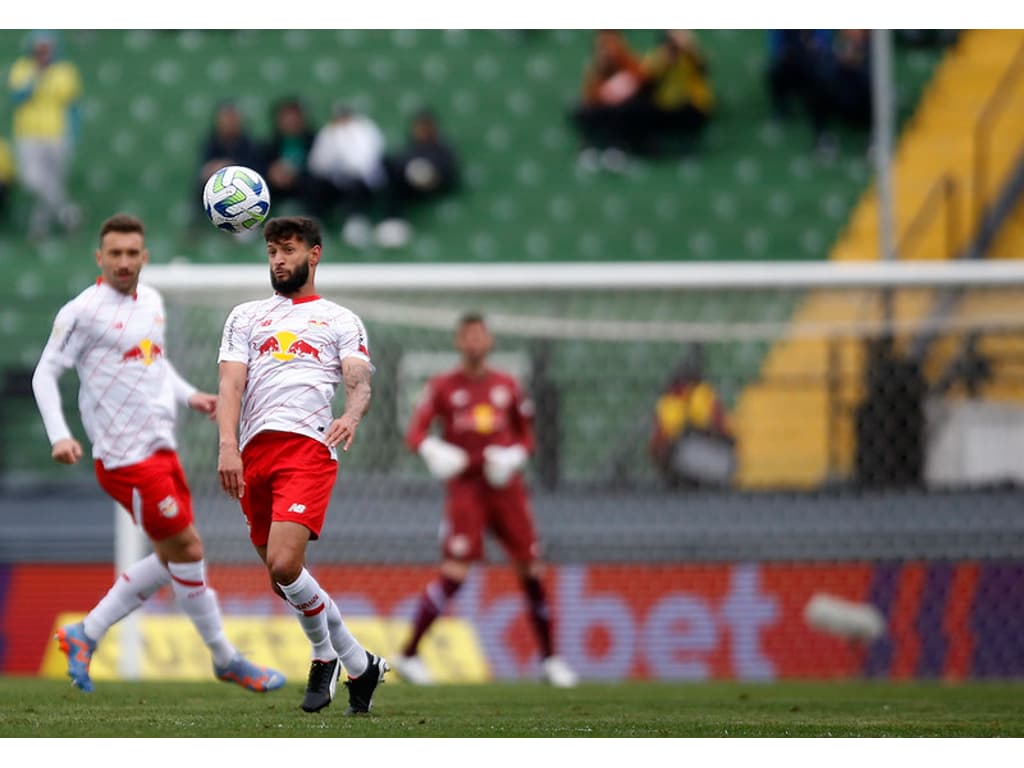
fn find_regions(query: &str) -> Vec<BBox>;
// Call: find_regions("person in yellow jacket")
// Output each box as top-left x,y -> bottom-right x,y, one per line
8,30 -> 82,236
641,30 -> 715,154
0,136 -> 13,220
649,345 -> 736,489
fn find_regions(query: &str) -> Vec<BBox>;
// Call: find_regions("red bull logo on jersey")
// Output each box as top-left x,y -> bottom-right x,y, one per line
121,338 -> 163,367
257,331 -> 321,362
453,403 -> 508,434
472,403 -> 497,434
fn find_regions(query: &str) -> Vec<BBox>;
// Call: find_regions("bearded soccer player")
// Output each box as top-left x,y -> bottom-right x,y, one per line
217,215 -> 388,714
395,313 -> 578,688
32,213 -> 285,694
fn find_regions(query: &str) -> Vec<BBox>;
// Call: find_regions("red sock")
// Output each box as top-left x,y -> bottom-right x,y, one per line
523,575 -> 554,659
402,575 -> 462,657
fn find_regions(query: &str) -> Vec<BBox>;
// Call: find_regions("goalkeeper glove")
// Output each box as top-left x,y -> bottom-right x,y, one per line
482,444 -> 528,488
418,435 -> 469,481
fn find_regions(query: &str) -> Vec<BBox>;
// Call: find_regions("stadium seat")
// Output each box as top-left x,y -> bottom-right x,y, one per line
0,29 -> 950,481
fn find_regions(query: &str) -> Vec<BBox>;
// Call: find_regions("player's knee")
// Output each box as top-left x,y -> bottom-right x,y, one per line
440,559 -> 470,583
174,542 -> 204,563
154,526 -> 204,563
266,555 -> 302,586
517,560 -> 544,581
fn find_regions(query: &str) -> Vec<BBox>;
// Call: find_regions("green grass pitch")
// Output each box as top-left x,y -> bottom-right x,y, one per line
2,678 -> 1023,738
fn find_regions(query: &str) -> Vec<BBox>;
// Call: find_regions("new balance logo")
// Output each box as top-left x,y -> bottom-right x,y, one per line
295,595 -> 321,611
288,503 -> 306,514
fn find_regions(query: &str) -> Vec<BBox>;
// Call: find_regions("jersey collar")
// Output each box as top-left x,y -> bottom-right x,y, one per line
96,276 -> 138,300
277,293 -> 320,304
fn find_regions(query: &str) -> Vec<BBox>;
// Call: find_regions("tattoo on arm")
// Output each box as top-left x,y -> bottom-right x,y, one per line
343,360 -> 372,421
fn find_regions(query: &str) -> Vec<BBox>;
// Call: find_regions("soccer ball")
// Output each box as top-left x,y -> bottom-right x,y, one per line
202,165 -> 271,234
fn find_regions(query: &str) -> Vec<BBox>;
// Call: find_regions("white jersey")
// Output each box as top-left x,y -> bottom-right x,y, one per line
32,280 -> 196,470
218,293 -> 372,459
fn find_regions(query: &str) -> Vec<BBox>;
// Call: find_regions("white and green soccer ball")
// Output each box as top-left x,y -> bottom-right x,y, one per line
202,165 -> 271,234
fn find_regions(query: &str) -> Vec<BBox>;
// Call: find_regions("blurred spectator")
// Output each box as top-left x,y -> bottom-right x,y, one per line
648,344 -> 736,490
197,100 -> 261,184
640,30 -> 715,155
766,30 -> 873,161
384,108 -> 460,213
569,30 -> 649,170
831,30 -> 872,133
765,30 -> 835,155
7,30 -> 82,237
190,101 -> 261,233
260,97 -> 315,214
896,30 -> 959,48
766,30 -> 831,119
307,103 -> 407,249
0,136 -> 13,222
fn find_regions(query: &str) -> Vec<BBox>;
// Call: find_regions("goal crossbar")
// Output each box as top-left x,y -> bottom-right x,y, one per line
145,260 -> 1024,293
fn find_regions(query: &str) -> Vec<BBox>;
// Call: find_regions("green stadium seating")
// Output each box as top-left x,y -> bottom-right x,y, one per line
0,30 -> 946,475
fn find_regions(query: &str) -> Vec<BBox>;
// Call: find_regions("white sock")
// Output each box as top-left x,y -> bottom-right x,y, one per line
167,560 -> 236,667
83,553 -> 171,643
277,569 -> 337,661
326,598 -> 368,677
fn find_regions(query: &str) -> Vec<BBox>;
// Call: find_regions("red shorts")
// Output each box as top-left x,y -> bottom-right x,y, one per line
443,473 -> 539,563
240,430 -> 337,548
94,450 -> 194,541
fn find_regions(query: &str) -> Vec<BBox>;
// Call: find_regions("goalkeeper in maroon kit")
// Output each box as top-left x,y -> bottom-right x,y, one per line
395,313 -> 578,687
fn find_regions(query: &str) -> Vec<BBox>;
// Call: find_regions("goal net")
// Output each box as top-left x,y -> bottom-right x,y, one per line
138,259 -> 1024,563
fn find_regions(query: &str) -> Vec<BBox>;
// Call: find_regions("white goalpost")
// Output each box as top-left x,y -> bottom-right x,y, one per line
146,259 -> 1024,290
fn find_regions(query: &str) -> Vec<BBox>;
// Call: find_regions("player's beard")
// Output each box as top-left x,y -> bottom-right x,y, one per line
270,260 -> 310,295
